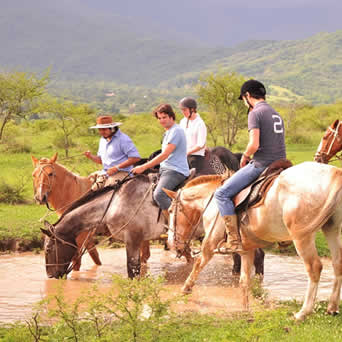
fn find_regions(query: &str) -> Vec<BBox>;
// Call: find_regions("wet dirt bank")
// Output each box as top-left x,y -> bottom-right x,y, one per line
0,247 -> 335,323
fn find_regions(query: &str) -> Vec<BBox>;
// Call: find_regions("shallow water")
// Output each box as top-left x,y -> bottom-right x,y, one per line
0,247 -> 335,322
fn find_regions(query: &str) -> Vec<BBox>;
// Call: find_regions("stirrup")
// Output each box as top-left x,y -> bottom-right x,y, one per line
217,239 -> 245,255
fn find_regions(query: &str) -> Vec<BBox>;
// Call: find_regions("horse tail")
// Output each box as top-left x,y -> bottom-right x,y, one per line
294,167 -> 342,238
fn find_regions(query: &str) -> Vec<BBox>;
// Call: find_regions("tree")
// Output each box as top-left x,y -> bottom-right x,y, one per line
37,96 -> 96,157
0,71 -> 48,140
197,72 -> 246,148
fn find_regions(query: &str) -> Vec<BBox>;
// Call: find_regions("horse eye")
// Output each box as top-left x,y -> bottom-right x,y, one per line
48,173 -> 54,177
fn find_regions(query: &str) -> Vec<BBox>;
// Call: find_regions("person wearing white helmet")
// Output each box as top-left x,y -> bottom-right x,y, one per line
179,97 -> 207,172
215,80 -> 286,253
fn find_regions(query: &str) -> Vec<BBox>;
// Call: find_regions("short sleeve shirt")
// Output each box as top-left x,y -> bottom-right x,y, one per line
179,113 -> 207,156
248,101 -> 286,167
160,123 -> 190,176
97,130 -> 140,172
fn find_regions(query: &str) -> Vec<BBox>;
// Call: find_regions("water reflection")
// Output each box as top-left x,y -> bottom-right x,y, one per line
0,248 -> 334,322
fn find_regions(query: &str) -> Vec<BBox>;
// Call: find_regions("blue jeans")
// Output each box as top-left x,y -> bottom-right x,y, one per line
154,169 -> 187,210
214,162 -> 266,216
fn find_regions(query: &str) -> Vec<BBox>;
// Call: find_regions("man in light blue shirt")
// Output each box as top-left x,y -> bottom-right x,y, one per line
84,116 -> 140,188
132,104 -> 189,217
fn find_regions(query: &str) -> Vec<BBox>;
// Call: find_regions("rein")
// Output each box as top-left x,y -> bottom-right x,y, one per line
172,190 -> 215,256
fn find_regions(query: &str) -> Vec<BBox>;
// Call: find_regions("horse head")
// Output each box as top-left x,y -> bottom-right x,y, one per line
41,220 -> 77,278
314,120 -> 342,163
31,153 -> 58,205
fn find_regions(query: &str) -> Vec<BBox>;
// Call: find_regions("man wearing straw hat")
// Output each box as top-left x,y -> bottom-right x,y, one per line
84,115 -> 141,190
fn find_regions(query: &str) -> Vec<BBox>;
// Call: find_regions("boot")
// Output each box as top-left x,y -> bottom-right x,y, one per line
221,215 -> 244,253
159,209 -> 169,239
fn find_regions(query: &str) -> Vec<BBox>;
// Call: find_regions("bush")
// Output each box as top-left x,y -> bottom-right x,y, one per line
0,181 -> 26,204
52,133 -> 75,150
0,138 -> 32,153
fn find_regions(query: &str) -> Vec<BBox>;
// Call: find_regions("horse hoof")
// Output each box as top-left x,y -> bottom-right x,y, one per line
181,287 -> 192,295
293,312 -> 306,321
327,310 -> 339,316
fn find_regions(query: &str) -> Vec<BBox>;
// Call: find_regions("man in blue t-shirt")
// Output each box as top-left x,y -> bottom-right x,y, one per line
132,104 -> 189,218
214,80 -> 286,253
84,116 -> 141,189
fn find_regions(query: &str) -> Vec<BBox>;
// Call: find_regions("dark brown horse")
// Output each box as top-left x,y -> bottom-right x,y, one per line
41,174 -> 191,278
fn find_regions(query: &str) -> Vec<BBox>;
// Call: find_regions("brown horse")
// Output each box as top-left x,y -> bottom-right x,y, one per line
32,153 -> 103,270
165,162 -> 342,321
315,119 -> 342,163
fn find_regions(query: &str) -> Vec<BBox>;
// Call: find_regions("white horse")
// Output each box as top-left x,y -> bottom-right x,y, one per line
165,162 -> 342,321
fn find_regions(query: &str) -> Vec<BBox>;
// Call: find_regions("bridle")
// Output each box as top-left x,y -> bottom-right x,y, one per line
315,121 -> 342,163
45,224 -> 78,275
33,163 -> 56,211
171,190 -> 214,257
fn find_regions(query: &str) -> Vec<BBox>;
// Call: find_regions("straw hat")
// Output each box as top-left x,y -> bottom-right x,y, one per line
89,116 -> 122,129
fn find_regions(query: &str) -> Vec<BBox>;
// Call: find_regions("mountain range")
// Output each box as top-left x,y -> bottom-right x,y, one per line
1,0 -> 342,104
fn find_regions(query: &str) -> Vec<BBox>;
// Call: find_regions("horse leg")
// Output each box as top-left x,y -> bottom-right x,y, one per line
254,248 -> 265,276
182,237 -> 216,294
292,235 -> 322,321
75,231 -> 102,270
232,253 -> 241,275
140,240 -> 151,264
322,222 -> 342,315
239,250 -> 256,310
125,234 -> 142,279
232,248 -> 264,276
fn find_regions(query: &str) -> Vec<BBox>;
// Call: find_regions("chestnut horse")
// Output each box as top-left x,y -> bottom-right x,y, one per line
165,162 -> 342,321
315,119 -> 342,163
32,153 -> 104,270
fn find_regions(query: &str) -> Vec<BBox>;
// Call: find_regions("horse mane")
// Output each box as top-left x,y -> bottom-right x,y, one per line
54,174 -> 150,224
184,174 -> 224,189
38,158 -> 83,179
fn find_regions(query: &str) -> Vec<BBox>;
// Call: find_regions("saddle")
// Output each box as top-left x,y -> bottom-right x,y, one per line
233,159 -> 293,214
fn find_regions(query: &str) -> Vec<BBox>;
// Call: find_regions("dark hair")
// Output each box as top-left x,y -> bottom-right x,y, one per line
239,79 -> 266,100
153,103 -> 176,120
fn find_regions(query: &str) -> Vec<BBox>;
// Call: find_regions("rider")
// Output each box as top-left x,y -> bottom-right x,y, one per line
84,115 -> 141,189
131,104 -> 190,219
179,97 -> 207,172
214,79 -> 286,253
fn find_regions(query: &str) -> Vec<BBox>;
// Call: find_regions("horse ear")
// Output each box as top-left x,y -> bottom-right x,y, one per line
50,152 -> 58,163
31,155 -> 39,167
163,188 -> 177,199
40,228 -> 52,237
43,220 -> 54,231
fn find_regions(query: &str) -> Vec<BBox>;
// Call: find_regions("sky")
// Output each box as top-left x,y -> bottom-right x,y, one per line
81,0 -> 342,46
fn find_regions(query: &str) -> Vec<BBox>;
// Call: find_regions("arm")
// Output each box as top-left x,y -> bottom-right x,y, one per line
240,128 -> 260,168
107,157 -> 141,176
132,144 -> 176,174
84,151 -> 102,164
